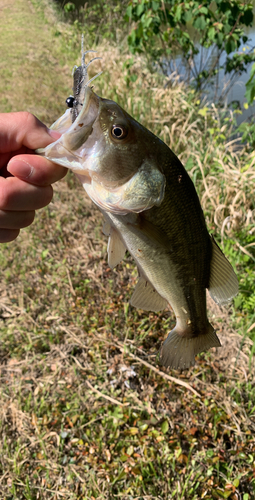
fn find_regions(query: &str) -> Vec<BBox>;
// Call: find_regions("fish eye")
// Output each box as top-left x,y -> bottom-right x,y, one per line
66,96 -> 75,108
111,125 -> 128,140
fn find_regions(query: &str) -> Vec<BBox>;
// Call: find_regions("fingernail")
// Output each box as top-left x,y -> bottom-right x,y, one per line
7,159 -> 34,179
47,128 -> 61,140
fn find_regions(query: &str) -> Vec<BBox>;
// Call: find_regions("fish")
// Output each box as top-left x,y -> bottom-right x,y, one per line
37,46 -> 238,370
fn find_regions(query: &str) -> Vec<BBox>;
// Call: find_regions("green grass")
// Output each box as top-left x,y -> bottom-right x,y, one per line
0,1 -> 255,499
0,0 -> 81,123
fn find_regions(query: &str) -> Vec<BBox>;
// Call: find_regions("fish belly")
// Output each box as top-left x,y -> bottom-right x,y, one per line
102,210 -> 220,370
103,210 -> 194,327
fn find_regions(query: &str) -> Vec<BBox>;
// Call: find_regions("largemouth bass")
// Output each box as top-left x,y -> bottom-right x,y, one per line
37,49 -> 238,370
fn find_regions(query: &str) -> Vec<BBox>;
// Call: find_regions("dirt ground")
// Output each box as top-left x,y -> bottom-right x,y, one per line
0,1 -> 255,499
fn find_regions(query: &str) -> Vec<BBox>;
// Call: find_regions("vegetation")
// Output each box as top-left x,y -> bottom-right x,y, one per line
125,0 -> 255,99
0,0 -> 255,499
61,0 -> 129,44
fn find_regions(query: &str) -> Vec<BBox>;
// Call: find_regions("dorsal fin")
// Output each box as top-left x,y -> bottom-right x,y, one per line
107,227 -> 126,269
130,275 -> 168,312
209,236 -> 238,305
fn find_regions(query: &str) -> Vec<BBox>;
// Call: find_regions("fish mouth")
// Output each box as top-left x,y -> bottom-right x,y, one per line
37,72 -> 166,216
36,86 -> 101,177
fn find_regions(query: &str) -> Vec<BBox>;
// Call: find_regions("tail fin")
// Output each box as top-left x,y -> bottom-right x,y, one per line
159,324 -> 221,370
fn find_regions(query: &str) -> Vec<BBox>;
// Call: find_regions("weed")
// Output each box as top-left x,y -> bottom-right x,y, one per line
0,0 -> 255,499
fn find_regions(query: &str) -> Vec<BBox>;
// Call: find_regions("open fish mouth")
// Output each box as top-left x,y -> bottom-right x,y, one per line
37,85 -> 101,178
37,36 -> 104,179
37,51 -> 166,215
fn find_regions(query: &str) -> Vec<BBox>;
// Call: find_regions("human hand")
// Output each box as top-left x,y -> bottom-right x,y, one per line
0,112 -> 67,243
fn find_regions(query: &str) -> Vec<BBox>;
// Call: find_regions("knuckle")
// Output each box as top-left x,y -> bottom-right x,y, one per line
17,112 -> 45,143
21,111 -> 38,128
0,180 -> 9,209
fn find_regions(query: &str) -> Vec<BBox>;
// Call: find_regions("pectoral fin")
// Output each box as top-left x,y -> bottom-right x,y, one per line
107,227 -> 126,269
84,162 -> 166,215
130,275 -> 168,312
209,236 -> 238,305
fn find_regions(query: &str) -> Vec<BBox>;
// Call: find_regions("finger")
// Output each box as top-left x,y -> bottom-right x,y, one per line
0,228 -> 20,243
0,176 -> 53,211
7,154 -> 67,186
0,209 -> 35,229
0,112 -> 60,154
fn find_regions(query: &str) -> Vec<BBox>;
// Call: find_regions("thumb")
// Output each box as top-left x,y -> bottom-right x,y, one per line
0,112 -> 61,153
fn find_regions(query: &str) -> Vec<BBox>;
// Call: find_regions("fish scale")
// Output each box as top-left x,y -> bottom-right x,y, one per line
37,47 -> 239,370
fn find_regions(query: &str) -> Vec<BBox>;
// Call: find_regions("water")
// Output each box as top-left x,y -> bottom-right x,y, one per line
168,31 -> 255,125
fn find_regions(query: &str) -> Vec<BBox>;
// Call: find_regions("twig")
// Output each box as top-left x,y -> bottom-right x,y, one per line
0,302 -> 16,314
247,322 -> 255,334
115,341 -> 200,398
14,484 -> 66,496
80,416 -> 104,429
0,471 -> 8,484
86,380 -> 129,406
66,266 -> 76,296
95,335 -> 200,398
70,466 -> 85,483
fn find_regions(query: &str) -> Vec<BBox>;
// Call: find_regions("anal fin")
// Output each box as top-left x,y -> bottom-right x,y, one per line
107,227 -> 126,269
130,276 -> 168,312
209,236 -> 238,305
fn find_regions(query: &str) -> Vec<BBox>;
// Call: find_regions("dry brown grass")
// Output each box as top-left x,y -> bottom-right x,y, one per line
88,42 -> 255,240
0,1 -> 255,499
1,172 -> 255,498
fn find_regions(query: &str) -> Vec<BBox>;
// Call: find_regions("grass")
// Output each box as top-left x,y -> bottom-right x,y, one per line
0,0 -> 255,499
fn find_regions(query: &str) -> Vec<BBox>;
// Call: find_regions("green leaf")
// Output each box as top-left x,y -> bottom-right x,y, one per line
194,15 -> 207,31
126,445 -> 134,456
112,469 -> 127,484
126,5 -> 133,19
249,62 -> 255,80
245,79 -> 255,105
184,10 -> 192,23
152,0 -> 159,12
161,420 -> 169,434
241,9 -> 253,27
225,36 -> 237,54
199,7 -> 208,15
198,106 -> 208,117
216,32 -> 224,47
208,26 -> 216,41
174,4 -> 182,22
136,3 -> 144,17
222,491 -> 232,499
139,423 -> 148,431
185,157 -> 194,171
41,249 -> 49,259
64,2 -> 75,13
